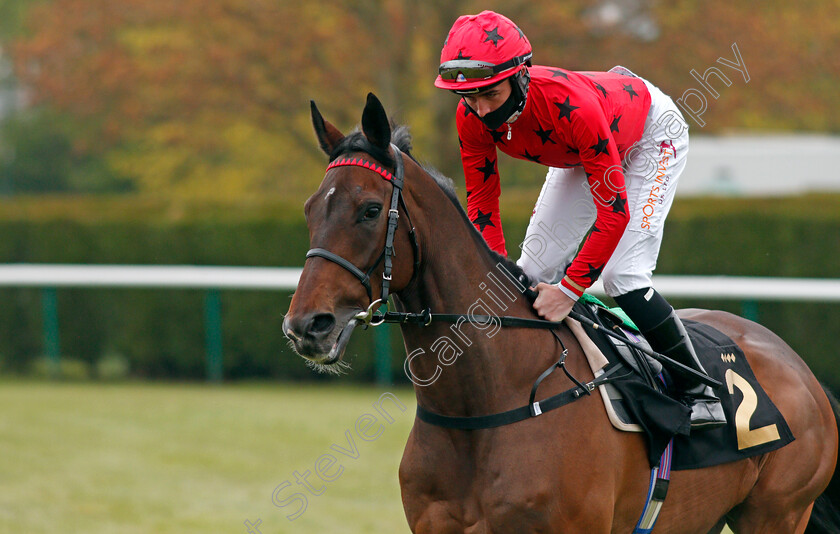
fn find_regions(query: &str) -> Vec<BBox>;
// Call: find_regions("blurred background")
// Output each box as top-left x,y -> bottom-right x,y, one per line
0,0 -> 838,532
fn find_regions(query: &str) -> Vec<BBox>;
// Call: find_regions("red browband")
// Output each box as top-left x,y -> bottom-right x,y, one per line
326,157 -> 395,182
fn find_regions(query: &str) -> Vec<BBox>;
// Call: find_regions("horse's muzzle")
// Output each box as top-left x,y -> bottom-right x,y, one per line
283,312 -> 337,359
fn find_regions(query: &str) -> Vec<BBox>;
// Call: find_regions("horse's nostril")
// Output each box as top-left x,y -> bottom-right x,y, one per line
282,318 -> 295,340
284,328 -> 299,342
310,313 -> 336,335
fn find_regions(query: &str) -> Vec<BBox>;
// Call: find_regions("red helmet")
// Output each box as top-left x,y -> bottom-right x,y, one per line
435,11 -> 532,93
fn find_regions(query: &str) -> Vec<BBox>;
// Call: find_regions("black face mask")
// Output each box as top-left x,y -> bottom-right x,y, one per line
477,90 -> 519,130
462,72 -> 529,131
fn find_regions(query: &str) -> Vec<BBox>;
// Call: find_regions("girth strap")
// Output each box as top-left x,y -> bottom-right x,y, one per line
415,364 -> 625,430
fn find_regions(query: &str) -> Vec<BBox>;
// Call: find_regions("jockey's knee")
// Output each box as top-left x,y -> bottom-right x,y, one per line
601,268 -> 652,299
601,271 -> 622,298
515,255 -> 551,285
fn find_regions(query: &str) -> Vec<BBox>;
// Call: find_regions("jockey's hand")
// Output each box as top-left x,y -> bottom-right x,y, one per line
532,283 -> 576,322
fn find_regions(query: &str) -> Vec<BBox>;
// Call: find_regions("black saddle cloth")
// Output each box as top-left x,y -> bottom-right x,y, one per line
573,301 -> 795,470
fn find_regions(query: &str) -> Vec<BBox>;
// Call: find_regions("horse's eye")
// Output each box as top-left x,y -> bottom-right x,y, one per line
363,206 -> 382,221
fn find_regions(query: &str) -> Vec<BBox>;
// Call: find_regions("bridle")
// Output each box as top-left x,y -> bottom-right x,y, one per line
301,142 -> 717,431
305,144 -> 420,308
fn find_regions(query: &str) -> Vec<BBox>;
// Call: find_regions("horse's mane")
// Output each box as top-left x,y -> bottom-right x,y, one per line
330,126 -> 532,287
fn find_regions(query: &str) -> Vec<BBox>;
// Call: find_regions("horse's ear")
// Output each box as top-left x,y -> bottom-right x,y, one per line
311,100 -> 345,156
361,93 -> 391,150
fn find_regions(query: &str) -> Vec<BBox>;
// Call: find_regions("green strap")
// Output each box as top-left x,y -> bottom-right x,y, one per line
578,293 -> 639,332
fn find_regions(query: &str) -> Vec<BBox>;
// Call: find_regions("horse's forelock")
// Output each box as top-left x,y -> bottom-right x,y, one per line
328,125 -> 413,166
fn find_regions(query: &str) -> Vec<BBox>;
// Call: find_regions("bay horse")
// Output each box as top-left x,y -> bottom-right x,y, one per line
283,93 -> 840,533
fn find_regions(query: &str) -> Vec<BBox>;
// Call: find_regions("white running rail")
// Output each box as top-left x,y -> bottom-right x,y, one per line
0,264 -> 838,301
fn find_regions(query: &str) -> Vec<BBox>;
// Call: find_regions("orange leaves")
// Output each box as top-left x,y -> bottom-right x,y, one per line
7,0 -> 377,194
5,0 -> 840,196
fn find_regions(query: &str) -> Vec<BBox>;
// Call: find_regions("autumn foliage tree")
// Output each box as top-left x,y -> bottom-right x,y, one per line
5,0 -> 840,197
12,0 -> 380,197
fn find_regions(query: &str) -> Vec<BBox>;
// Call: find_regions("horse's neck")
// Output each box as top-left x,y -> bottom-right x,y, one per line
395,192 -> 562,416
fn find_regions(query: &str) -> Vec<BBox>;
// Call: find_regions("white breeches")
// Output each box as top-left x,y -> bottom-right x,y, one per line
516,75 -> 690,297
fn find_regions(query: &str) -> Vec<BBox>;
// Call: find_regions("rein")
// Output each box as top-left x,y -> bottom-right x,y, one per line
355,304 -> 721,389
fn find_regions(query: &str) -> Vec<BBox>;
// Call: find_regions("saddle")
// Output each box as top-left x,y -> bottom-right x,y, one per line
570,298 -> 795,470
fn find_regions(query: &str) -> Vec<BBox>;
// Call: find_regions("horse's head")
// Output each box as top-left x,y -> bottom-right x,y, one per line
283,94 -> 419,370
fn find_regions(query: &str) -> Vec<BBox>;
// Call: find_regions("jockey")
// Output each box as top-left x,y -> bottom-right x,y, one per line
434,10 -> 725,429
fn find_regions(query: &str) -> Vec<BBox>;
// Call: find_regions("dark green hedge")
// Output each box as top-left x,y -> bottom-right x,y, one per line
0,198 -> 403,383
1,194 -> 839,388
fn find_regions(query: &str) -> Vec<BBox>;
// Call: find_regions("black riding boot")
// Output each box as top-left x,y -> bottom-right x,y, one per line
644,310 -> 727,430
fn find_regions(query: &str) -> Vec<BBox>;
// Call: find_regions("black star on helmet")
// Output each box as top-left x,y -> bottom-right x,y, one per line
484,27 -> 504,46
534,125 -> 556,145
456,50 -> 472,60
611,194 -> 627,214
610,114 -> 622,133
521,149 -> 542,163
472,209 -> 495,232
476,157 -> 497,182
555,96 -> 579,122
515,26 -> 526,40
623,83 -> 639,101
590,134 -> 610,157
582,263 -> 605,284
567,147 -> 580,156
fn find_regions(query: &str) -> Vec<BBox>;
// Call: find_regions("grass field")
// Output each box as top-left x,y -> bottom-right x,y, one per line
0,381 -> 416,534
0,381 -> 737,533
